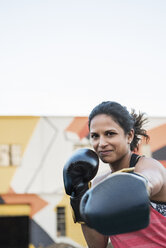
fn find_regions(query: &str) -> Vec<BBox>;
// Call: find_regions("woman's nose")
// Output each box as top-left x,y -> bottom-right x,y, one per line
99,137 -> 107,147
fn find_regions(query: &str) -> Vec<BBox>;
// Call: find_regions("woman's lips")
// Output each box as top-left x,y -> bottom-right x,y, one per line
99,150 -> 113,156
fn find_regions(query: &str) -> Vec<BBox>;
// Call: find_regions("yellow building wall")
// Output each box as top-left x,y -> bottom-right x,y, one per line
56,193 -> 87,247
0,204 -> 30,216
0,116 -> 40,193
0,116 -> 40,155
0,167 -> 17,193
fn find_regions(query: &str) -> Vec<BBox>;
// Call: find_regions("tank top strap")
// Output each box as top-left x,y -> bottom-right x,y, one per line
129,153 -> 141,168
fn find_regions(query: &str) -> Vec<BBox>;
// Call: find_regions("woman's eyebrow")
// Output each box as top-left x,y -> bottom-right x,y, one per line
105,128 -> 117,132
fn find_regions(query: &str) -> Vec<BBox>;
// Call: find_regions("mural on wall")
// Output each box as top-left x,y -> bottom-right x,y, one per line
0,116 -> 165,248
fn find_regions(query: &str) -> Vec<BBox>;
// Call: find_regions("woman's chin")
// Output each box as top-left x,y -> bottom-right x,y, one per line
100,157 -> 113,164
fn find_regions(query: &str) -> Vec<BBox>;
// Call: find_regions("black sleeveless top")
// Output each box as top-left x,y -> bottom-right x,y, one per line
129,153 -> 166,217
129,153 -> 141,168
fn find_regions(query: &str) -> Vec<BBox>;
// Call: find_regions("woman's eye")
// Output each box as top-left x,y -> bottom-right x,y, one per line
91,133 -> 98,139
107,131 -> 116,136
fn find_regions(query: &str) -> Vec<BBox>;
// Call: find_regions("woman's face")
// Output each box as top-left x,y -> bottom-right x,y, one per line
89,114 -> 133,165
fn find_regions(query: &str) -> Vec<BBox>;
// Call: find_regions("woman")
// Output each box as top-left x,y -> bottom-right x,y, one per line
81,101 -> 166,248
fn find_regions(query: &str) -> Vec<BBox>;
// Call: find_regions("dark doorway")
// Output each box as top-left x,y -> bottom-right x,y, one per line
0,216 -> 29,248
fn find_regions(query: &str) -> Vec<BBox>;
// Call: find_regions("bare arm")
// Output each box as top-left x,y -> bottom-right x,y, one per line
80,170 -> 111,248
81,224 -> 109,248
134,156 -> 166,201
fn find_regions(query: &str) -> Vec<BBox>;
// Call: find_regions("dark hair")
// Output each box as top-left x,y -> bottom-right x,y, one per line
88,101 -> 149,151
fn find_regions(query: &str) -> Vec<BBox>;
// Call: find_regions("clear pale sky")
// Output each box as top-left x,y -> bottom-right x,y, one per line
0,0 -> 165,116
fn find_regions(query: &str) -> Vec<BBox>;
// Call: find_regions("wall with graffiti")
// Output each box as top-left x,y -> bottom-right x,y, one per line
0,116 -> 165,248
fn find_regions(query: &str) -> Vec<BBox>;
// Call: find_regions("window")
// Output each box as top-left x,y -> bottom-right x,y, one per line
10,144 -> 21,166
0,145 -> 10,166
57,207 -> 66,237
73,143 -> 92,151
0,144 -> 21,166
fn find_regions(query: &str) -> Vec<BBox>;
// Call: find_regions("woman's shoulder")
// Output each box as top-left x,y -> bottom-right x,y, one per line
135,155 -> 165,170
135,155 -> 166,181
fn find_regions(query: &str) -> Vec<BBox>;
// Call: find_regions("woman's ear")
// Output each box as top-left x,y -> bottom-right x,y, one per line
127,129 -> 134,144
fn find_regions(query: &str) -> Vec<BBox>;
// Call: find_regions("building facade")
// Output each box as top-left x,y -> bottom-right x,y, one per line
0,116 -> 165,248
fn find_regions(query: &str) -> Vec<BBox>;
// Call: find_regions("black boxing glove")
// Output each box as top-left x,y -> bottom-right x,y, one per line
80,172 -> 150,235
63,148 -> 99,223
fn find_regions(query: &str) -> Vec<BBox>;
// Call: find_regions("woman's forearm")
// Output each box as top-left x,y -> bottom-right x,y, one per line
81,224 -> 108,248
